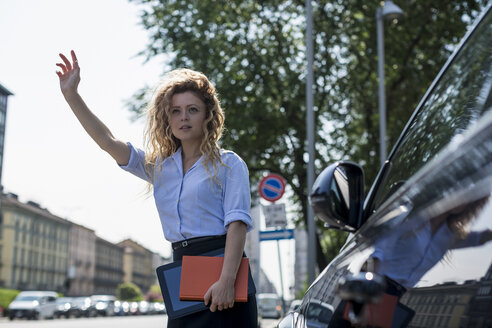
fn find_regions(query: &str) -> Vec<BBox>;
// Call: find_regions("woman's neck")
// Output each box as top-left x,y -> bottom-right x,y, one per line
181,142 -> 202,161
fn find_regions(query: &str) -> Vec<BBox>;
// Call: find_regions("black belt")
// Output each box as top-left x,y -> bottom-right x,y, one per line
385,276 -> 407,297
172,235 -> 226,251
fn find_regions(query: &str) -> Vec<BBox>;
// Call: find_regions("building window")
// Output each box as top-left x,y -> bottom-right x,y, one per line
22,223 -> 27,243
15,221 -> 19,242
11,267 -> 16,285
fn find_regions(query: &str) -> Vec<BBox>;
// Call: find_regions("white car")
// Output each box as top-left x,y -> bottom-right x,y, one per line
8,291 -> 58,320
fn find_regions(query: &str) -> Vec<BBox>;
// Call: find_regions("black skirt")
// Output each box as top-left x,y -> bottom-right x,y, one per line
168,235 -> 258,328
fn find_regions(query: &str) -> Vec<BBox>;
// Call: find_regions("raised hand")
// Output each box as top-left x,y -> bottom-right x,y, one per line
56,50 -> 80,97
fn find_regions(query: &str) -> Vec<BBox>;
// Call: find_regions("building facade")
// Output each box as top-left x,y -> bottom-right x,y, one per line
118,239 -> 154,294
0,193 -> 70,292
152,252 -> 171,286
0,192 -> 164,296
67,223 -> 96,296
462,262 -> 492,327
246,205 -> 261,291
294,228 -> 308,298
94,236 -> 124,295
0,83 -> 13,191
402,281 -> 478,328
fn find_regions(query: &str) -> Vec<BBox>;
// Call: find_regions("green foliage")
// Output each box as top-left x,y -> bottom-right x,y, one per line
117,282 -> 144,302
145,284 -> 163,302
295,279 -> 311,300
321,229 -> 349,264
0,288 -> 20,314
127,0 -> 488,270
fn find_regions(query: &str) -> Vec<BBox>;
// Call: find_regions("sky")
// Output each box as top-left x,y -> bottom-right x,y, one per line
0,0 -> 295,298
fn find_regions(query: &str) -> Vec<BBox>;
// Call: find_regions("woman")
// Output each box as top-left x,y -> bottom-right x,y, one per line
56,50 -> 257,327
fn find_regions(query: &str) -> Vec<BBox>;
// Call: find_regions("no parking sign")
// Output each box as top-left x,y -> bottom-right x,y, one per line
259,173 -> 286,202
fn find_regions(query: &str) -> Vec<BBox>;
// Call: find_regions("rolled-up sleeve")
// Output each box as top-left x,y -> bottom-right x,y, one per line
118,142 -> 151,182
223,159 -> 253,231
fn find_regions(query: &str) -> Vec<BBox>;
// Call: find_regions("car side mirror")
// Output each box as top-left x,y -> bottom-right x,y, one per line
309,162 -> 364,231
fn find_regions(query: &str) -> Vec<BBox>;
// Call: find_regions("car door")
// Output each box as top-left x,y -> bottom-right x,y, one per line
285,4 -> 492,328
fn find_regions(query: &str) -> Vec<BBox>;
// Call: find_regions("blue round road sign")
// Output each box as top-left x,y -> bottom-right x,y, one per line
259,174 -> 286,202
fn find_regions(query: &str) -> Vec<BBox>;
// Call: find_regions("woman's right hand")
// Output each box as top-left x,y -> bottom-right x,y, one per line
56,50 -> 80,98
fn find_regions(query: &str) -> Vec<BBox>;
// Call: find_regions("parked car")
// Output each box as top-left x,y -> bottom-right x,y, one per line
279,3 -> 492,328
258,293 -> 283,319
113,300 -> 130,316
152,302 -> 166,314
90,295 -> 115,316
129,301 -> 140,315
138,300 -> 150,315
288,300 -> 302,313
54,297 -> 73,318
70,297 -> 97,318
8,291 -> 58,320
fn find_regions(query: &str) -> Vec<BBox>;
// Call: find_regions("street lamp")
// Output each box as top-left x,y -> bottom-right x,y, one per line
376,1 -> 404,166
305,0 -> 316,286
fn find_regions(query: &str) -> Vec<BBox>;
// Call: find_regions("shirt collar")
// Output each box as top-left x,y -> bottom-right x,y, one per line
171,147 -> 205,176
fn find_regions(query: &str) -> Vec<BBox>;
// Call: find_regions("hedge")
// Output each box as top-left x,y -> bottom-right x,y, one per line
0,288 -> 21,315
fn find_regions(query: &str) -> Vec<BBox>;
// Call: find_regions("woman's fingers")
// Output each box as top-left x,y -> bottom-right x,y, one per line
59,53 -> 72,71
71,50 -> 79,69
56,51 -> 80,78
56,63 -> 67,74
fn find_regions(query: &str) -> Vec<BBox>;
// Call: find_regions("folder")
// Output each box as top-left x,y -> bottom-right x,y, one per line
179,256 -> 249,302
156,248 -> 256,319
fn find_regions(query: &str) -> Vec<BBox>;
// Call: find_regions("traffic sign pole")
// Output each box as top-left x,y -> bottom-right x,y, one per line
259,228 -> 293,313
259,174 -> 289,307
277,238 -> 286,314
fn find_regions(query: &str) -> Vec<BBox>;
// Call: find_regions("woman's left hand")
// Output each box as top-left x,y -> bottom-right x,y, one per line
204,278 -> 235,312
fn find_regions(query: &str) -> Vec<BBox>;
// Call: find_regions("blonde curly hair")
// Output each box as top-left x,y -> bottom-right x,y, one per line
144,68 -> 225,182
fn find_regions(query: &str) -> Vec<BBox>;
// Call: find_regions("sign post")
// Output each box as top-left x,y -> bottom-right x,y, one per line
258,173 -> 288,312
262,203 -> 287,228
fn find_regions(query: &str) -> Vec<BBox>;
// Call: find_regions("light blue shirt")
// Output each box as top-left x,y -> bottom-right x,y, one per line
119,143 -> 253,243
371,218 -> 483,288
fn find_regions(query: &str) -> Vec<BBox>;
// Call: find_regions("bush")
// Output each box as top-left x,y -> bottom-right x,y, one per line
145,285 -> 163,302
117,282 -> 143,302
0,288 -> 21,316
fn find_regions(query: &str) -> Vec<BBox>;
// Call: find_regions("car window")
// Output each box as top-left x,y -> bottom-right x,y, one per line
371,10 -> 492,212
15,296 -> 39,301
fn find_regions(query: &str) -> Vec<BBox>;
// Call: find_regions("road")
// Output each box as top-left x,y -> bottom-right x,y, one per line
0,315 -> 280,327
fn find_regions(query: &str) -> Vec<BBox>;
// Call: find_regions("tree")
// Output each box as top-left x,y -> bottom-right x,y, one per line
127,0 -> 487,271
117,282 -> 144,302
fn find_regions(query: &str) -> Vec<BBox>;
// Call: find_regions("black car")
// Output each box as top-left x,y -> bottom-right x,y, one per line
70,297 -> 97,318
91,295 -> 115,316
54,297 -> 73,318
279,3 -> 492,328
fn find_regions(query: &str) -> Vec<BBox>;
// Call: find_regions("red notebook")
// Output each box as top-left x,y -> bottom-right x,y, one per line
179,256 -> 249,302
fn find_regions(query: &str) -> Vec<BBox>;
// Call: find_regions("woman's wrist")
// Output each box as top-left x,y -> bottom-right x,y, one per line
219,273 -> 236,287
63,90 -> 80,102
